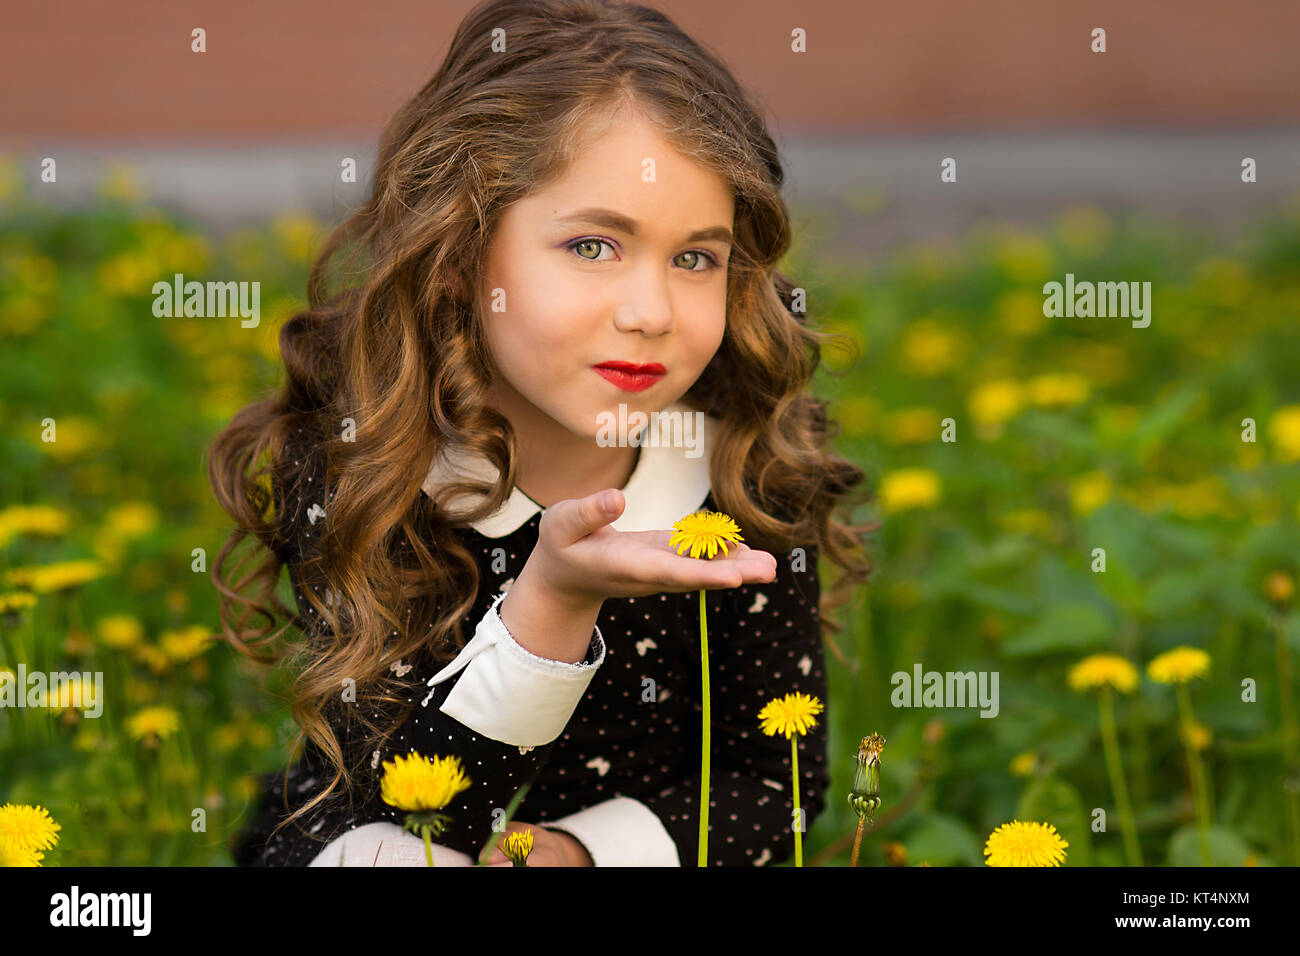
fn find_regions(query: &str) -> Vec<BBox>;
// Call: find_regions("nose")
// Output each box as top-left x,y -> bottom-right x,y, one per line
611,262 -> 674,336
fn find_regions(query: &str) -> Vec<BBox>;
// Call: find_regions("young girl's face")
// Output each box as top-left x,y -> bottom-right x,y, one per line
478,108 -> 734,447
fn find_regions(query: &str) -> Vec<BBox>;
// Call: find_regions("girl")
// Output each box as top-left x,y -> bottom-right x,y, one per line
209,0 -> 874,867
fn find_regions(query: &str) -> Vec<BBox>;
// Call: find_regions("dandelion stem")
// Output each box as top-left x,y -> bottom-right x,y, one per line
422,825 -> 434,868
1175,684 -> 1212,864
791,734 -> 802,867
1097,686 -> 1142,866
849,816 -> 865,867
698,587 -> 710,868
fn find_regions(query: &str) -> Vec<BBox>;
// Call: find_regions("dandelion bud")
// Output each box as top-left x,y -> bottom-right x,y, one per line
848,733 -> 885,821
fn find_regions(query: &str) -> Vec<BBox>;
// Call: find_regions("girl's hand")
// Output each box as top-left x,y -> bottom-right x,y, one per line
523,488 -> 778,610
478,820 -> 593,866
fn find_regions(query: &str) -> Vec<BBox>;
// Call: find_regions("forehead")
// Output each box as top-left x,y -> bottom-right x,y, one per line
519,111 -> 735,228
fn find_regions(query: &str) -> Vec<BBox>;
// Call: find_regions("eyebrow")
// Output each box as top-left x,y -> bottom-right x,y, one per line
554,207 -> 734,246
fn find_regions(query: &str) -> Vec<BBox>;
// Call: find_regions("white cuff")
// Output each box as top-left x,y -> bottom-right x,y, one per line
420,591 -> 605,747
543,796 -> 680,866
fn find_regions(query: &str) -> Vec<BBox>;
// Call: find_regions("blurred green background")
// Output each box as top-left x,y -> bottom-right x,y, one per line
1,157 -> 1298,866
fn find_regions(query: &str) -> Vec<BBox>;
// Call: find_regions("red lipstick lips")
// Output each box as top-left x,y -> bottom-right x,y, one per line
593,361 -> 666,392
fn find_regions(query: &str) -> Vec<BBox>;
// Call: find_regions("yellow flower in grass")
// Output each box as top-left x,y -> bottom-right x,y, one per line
757,692 -> 824,739
1009,751 -> 1038,777
103,501 -> 160,540
984,820 -> 1068,867
1068,654 -> 1139,694
878,468 -> 941,514
0,505 -> 71,544
97,614 -> 144,650
901,318 -> 962,377
882,407 -> 942,445
968,379 -> 1024,431
4,560 -> 104,594
43,675 -> 90,713
0,592 -> 38,616
995,290 -> 1047,337
0,803 -> 61,867
126,706 -> 180,745
1147,647 -> 1210,685
1068,471 -> 1112,516
133,644 -> 171,675
160,625 -> 211,663
1269,405 -> 1300,463
669,511 -> 743,560
380,753 -> 471,813
1265,571 -> 1295,607
1027,373 -> 1091,408
1181,719 -> 1212,752
501,829 -> 535,866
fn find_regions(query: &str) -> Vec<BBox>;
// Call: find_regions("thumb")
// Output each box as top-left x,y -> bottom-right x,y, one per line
559,489 -> 623,543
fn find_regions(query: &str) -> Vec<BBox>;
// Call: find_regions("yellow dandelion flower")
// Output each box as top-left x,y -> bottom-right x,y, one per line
1068,470 -> 1112,516
160,625 -> 211,663
882,407 -> 942,445
1265,571 -> 1295,607
1148,646 -> 1210,685
968,379 -> 1024,428
34,416 -> 101,461
133,644 -> 171,675
757,692 -> 824,739
501,829 -> 535,865
878,468 -> 941,514
1027,373 -> 1091,408
0,803 -> 61,858
3,560 -> 104,594
103,501 -> 160,540
669,511 -> 743,560
0,842 -> 44,866
0,505 -> 71,542
1009,751 -> 1038,777
1268,405 -> 1300,463
126,706 -> 181,744
994,231 -> 1055,283
983,820 -> 1068,867
213,723 -> 244,752
997,508 -> 1053,538
379,752 -> 471,813
901,318 -> 962,377
97,614 -> 144,650
1181,719 -> 1212,752
995,290 -> 1047,338
1068,654 -> 1139,694
43,675 -> 91,713
882,841 -> 908,866
0,592 -> 38,616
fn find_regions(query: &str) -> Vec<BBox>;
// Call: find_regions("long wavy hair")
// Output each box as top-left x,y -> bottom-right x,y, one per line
207,0 -> 877,847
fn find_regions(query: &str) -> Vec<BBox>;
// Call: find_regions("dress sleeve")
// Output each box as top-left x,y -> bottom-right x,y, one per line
270,428 -> 606,861
568,542 -> 829,867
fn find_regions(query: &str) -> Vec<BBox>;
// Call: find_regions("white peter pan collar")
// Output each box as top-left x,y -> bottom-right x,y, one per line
419,399 -> 718,538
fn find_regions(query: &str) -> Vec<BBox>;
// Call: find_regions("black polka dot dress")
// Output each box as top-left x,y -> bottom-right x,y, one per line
232,424 -> 830,867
